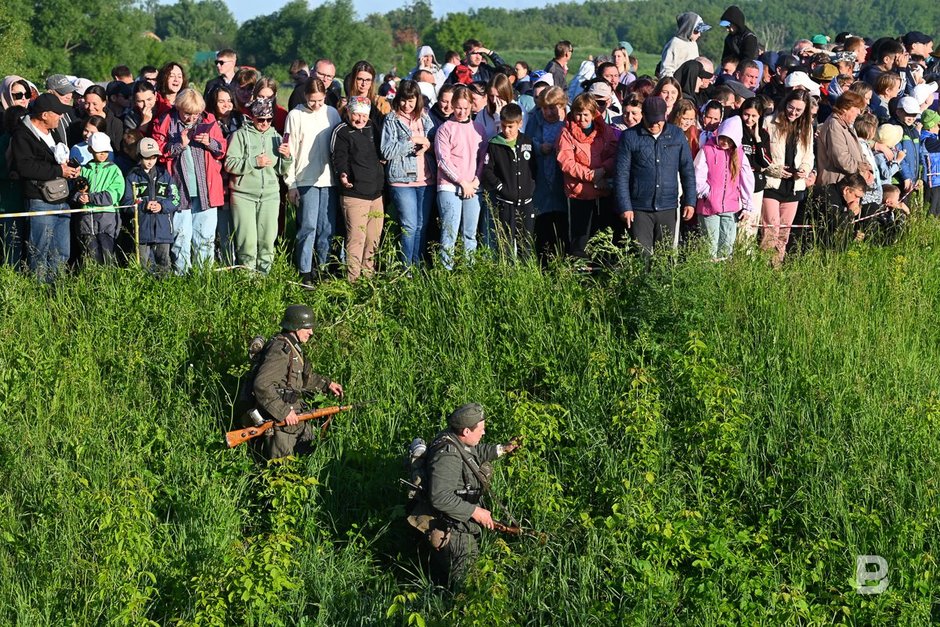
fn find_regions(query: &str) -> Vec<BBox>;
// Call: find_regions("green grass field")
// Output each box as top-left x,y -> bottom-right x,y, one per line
0,221 -> 939,624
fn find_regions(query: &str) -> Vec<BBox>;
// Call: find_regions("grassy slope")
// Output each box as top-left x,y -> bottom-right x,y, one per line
0,225 -> 938,625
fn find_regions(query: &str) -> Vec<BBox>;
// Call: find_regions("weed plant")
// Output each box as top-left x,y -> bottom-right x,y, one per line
0,220 -> 938,625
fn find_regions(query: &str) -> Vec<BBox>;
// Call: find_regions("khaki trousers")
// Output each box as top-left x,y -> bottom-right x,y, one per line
342,195 -> 384,281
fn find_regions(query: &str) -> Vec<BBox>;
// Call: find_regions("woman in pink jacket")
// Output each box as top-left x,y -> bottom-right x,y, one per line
556,93 -> 619,258
693,115 -> 754,260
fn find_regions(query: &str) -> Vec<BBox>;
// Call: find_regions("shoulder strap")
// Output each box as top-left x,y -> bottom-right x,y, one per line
440,433 -> 489,487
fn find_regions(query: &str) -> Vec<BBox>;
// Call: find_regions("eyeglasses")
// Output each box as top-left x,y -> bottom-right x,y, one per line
355,77 -> 373,84
11,92 -> 27,100
316,72 -> 335,82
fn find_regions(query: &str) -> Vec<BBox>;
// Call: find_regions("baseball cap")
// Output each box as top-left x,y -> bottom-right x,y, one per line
897,96 -> 921,115
617,41 -> 634,56
138,138 -> 161,158
724,79 -> 755,100
903,31 -> 933,47
785,71 -> 821,97
642,96 -> 667,125
811,34 -> 830,46
89,132 -> 112,154
31,93 -> 72,115
694,21 -> 712,34
71,78 -> 94,96
587,81 -> 613,100
533,72 -> 554,88
45,74 -> 77,96
106,81 -> 133,99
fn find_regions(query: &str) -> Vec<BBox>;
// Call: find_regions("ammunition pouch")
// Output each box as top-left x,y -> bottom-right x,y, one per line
278,388 -> 299,405
478,461 -> 494,493
455,486 -> 483,503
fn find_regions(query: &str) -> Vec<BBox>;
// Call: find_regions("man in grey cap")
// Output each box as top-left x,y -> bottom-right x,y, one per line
425,403 -> 520,588
44,74 -> 78,145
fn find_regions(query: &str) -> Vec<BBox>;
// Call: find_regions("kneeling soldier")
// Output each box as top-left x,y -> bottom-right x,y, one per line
253,304 -> 344,460
426,403 -> 519,588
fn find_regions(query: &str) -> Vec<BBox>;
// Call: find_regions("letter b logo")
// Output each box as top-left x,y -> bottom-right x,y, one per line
856,555 -> 888,594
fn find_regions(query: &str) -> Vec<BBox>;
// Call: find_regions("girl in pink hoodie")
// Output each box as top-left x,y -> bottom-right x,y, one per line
693,115 -> 754,260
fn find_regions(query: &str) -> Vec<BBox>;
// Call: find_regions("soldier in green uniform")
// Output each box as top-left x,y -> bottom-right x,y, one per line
252,304 -> 344,460
425,403 -> 520,588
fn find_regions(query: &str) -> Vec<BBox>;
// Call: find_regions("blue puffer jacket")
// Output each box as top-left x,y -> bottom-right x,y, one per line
380,110 -> 436,184
892,116 -> 922,186
122,164 -> 180,245
615,123 -> 696,213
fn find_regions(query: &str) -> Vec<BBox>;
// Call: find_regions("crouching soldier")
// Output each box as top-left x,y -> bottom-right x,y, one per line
252,304 -> 344,460
425,403 -> 520,588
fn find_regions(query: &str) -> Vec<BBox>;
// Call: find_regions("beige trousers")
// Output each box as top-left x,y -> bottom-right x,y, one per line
342,196 -> 385,281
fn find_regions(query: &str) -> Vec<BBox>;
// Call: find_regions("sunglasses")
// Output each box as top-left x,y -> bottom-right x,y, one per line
11,92 -> 28,100
215,59 -> 229,65
255,117 -> 273,123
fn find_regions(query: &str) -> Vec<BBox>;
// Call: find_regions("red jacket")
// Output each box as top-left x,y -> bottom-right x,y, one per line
152,109 -> 227,209
556,116 -> 618,200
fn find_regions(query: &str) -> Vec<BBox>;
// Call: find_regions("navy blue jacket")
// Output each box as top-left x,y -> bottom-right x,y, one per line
122,164 -> 180,245
615,123 -> 696,213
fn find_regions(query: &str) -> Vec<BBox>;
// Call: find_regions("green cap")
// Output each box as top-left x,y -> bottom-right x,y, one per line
921,109 -> 940,131
448,403 -> 484,430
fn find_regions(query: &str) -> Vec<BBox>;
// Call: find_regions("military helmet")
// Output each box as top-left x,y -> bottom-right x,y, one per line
280,304 -> 315,331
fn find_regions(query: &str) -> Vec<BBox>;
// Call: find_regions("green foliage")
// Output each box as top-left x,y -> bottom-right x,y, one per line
425,13 -> 488,57
3,217 -> 940,622
154,0 -> 237,51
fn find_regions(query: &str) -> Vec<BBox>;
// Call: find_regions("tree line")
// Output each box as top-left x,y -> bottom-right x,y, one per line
3,0 -> 940,85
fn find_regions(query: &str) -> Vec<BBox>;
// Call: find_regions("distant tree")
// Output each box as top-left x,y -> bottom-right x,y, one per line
154,0 -> 238,51
426,13 -> 489,55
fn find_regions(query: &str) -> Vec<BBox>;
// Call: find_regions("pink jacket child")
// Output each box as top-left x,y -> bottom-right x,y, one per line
693,115 -> 754,258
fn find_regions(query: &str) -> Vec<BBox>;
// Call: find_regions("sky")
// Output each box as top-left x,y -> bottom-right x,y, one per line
221,0 -> 550,22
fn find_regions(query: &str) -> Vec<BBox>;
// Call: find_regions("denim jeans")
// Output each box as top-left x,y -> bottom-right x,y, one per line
437,189 -> 480,269
172,197 -> 217,274
27,199 -> 71,280
391,185 -> 432,266
295,185 -> 336,274
700,213 -> 738,259
216,202 -> 235,266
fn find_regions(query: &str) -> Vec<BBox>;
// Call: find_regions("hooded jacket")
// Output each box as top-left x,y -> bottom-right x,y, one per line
481,132 -> 537,206
122,163 -> 180,244
75,159 -> 126,211
693,116 -> 755,216
330,121 -> 385,200
225,121 -> 292,201
556,116 -> 618,200
720,6 -> 759,63
674,60 -> 709,107
408,46 -> 446,91
659,13 -> 705,78
0,76 -> 37,110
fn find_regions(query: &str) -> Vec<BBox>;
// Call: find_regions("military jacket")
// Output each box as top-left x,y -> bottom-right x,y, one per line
427,430 -> 500,525
252,333 -> 331,421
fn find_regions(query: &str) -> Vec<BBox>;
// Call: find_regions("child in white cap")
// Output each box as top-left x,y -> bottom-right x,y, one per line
73,132 -> 125,264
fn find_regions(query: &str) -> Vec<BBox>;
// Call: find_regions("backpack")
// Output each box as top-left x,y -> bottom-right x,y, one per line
234,335 -> 272,424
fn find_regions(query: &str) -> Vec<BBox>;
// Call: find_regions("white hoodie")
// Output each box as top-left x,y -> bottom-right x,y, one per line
283,104 -> 342,189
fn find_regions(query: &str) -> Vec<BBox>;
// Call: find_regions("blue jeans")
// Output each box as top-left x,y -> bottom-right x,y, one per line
700,213 -> 738,259
216,202 -> 235,266
27,200 -> 70,280
437,189 -> 480,269
391,185 -> 433,266
295,186 -> 336,274
172,197 -> 217,274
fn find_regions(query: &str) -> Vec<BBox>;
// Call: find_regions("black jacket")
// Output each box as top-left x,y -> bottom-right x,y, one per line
481,132 -> 537,206
720,6 -> 760,63
203,75 -> 235,100
330,121 -> 385,200
740,125 -> 771,192
11,118 -> 64,201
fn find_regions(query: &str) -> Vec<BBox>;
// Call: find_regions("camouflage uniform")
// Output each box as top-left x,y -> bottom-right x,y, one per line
252,332 -> 333,460
426,427 -> 501,587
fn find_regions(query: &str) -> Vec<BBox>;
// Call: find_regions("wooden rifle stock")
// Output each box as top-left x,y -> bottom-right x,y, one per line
225,404 -> 355,448
493,519 -> 546,543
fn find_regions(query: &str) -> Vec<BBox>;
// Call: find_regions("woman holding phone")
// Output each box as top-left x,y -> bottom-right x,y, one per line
761,89 -> 815,266
151,88 -> 226,274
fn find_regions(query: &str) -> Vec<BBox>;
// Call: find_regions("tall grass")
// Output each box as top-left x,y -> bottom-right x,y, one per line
0,221 -> 938,625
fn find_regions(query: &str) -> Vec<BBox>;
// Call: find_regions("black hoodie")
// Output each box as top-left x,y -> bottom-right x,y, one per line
720,6 -> 760,63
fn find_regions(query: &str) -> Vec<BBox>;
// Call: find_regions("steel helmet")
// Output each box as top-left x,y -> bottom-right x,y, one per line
280,304 -> 315,331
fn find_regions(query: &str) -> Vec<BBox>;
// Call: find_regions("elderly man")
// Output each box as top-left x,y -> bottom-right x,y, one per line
614,96 -> 696,258
44,74 -> 78,144
11,93 -> 81,280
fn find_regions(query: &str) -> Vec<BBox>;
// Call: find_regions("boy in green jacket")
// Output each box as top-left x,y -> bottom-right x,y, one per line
224,98 -> 292,274
74,132 -> 126,264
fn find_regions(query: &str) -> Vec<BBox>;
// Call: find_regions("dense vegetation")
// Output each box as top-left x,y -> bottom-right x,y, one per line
1,219 -> 939,624
4,0 -> 940,87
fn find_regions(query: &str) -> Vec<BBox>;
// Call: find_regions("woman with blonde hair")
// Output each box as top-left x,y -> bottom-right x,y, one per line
151,87 -> 226,273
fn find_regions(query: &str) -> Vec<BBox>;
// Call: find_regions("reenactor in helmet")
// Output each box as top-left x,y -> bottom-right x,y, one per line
425,403 -> 520,588
252,304 -> 344,460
